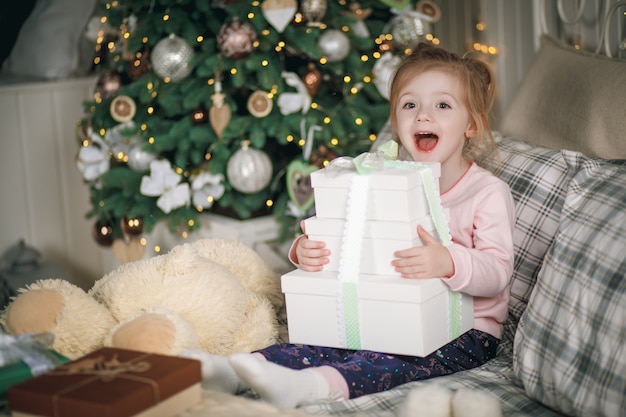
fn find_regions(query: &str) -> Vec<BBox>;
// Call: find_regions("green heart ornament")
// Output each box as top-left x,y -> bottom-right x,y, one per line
286,160 -> 318,212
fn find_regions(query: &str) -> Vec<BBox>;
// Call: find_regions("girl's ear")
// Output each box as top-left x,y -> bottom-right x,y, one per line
465,122 -> 478,139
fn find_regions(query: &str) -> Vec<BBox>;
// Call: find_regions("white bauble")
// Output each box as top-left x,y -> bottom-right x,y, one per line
318,29 -> 350,62
226,144 -> 273,194
151,34 -> 194,82
127,141 -> 157,172
391,15 -> 431,49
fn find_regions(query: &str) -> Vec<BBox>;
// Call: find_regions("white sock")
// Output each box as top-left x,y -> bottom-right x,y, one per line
229,353 -> 330,408
179,349 -> 246,394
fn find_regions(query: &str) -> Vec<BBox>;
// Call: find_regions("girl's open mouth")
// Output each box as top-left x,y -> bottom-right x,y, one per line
415,132 -> 439,152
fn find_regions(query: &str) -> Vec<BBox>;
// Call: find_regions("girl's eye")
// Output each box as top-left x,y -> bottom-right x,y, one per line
437,102 -> 451,109
402,102 -> 415,109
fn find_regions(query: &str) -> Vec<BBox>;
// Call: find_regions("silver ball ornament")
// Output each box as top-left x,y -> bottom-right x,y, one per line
391,15 -> 431,49
127,141 -> 157,172
226,143 -> 273,194
318,29 -> 350,62
151,34 -> 194,82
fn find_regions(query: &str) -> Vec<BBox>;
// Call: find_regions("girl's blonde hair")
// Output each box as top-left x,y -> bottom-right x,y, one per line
388,42 -> 498,164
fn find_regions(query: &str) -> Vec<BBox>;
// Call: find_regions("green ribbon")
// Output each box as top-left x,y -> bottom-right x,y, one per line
342,282 -> 361,349
335,140 -> 462,348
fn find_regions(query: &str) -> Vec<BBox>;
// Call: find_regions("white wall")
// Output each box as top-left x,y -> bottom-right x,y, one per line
0,77 -> 105,289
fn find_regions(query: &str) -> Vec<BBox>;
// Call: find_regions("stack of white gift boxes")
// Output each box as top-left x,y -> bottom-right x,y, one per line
281,158 -> 474,357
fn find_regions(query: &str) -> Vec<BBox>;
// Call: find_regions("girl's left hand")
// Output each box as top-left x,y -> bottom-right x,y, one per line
391,226 -> 454,279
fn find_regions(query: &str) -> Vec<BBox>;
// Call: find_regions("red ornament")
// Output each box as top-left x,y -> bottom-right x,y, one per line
303,64 -> 322,97
191,107 -> 209,124
217,19 -> 257,59
92,219 -> 115,247
127,51 -> 151,81
121,216 -> 144,237
95,70 -> 122,100
309,144 -> 337,168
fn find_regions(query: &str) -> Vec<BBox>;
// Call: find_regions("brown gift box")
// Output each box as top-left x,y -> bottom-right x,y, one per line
8,347 -> 202,417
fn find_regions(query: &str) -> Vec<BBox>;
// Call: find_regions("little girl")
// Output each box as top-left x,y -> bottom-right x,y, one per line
184,42 -> 515,408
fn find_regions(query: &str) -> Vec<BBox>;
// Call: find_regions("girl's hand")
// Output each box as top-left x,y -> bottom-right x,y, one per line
392,226 -> 454,279
295,220 -> 330,272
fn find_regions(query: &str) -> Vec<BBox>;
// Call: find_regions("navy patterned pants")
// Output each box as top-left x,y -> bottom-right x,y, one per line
255,329 -> 498,399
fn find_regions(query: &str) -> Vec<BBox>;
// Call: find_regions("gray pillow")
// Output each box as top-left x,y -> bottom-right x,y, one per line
501,35 -> 626,160
514,155 -> 626,416
2,0 -> 98,79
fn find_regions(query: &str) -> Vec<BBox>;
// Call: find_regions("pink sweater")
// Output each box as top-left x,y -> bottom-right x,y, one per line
440,162 -> 515,339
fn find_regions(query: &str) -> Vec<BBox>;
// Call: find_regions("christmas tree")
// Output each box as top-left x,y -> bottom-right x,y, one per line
77,0 -> 441,248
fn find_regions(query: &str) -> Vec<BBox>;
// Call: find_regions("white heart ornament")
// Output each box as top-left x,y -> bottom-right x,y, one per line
262,0 -> 297,33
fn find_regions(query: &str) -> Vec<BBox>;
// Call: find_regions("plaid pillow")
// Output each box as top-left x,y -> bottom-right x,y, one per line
513,156 -> 626,416
481,137 -> 578,349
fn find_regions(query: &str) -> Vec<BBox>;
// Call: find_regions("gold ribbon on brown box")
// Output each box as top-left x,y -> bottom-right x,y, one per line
48,353 -> 160,417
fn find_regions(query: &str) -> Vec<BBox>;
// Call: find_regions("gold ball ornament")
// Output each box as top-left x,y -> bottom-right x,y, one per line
217,19 -> 257,59
110,95 -> 137,123
247,90 -> 273,118
151,34 -> 195,82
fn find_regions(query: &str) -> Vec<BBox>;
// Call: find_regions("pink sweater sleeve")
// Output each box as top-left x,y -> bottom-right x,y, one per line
440,164 -> 516,338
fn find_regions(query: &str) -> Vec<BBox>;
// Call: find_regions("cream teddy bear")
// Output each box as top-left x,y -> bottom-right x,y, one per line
0,238 -> 283,360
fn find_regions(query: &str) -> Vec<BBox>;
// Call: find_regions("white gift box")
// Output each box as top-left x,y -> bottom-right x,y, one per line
281,269 -> 474,357
310,162 -> 440,221
304,215 -> 438,276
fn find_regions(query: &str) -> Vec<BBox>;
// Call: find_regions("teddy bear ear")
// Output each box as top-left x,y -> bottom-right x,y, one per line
3,279 -> 117,360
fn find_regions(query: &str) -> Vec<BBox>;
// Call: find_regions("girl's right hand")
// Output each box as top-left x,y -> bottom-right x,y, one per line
294,220 -> 330,272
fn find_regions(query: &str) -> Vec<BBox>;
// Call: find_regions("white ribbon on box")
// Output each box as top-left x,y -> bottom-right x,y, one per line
328,141 -> 462,350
